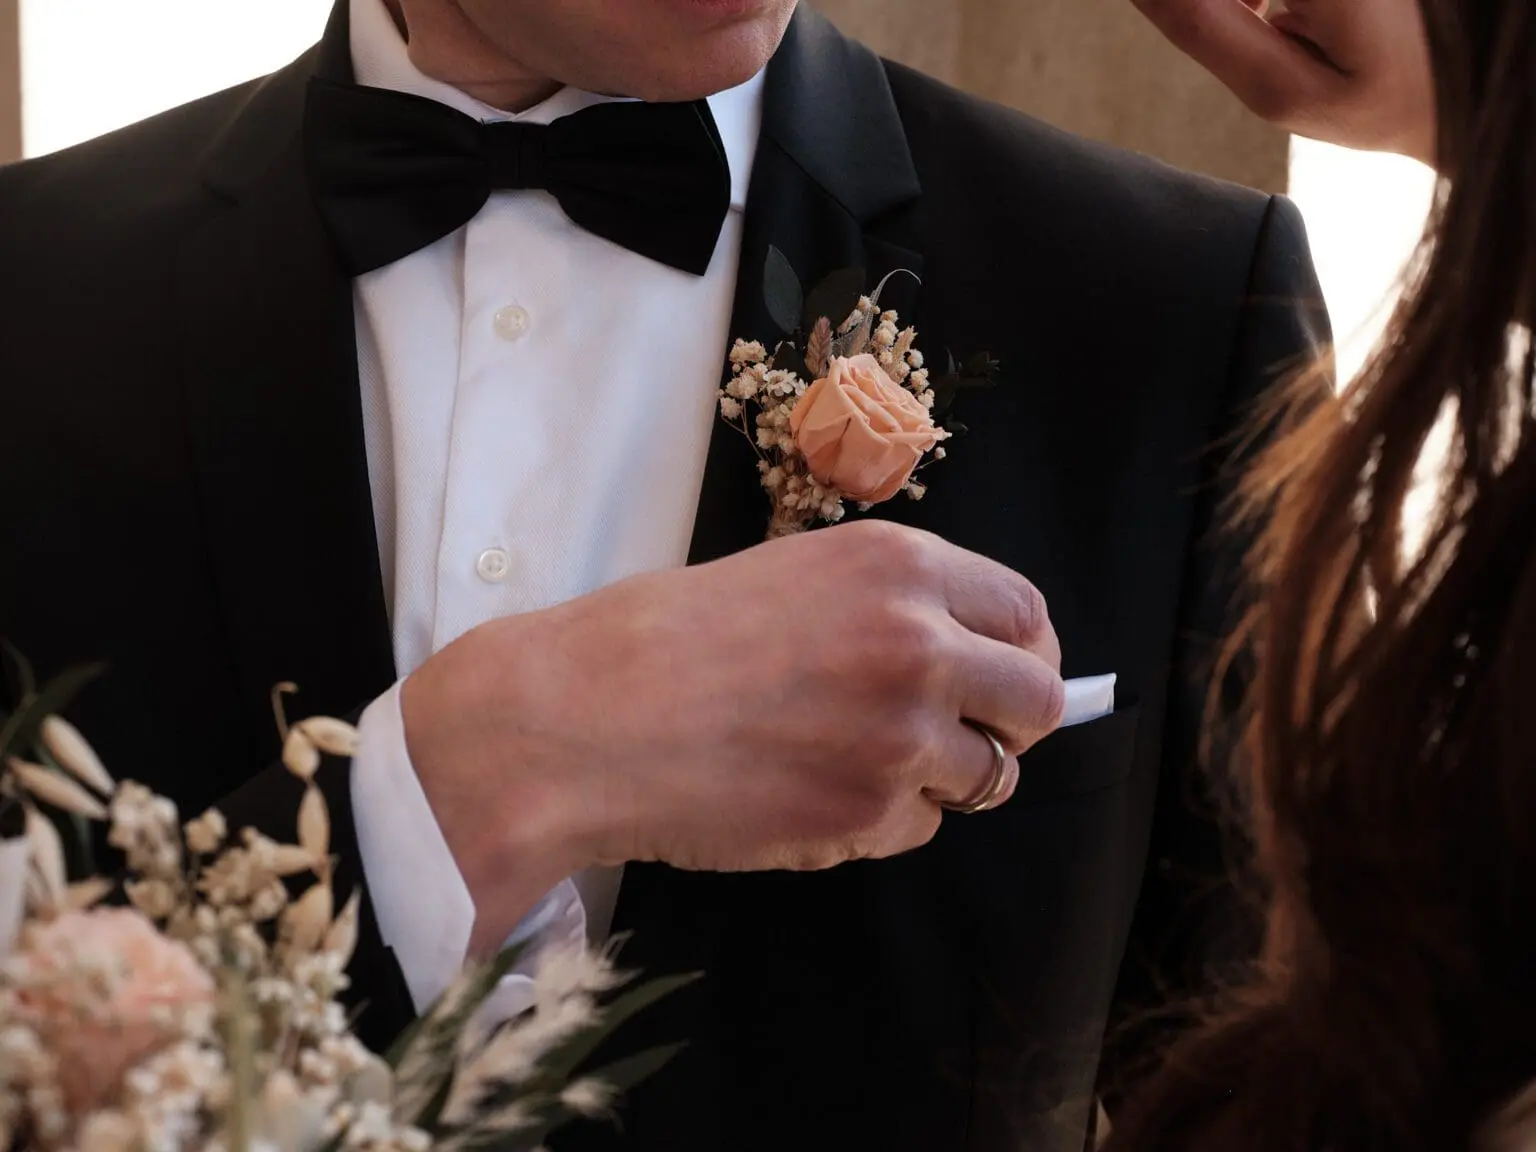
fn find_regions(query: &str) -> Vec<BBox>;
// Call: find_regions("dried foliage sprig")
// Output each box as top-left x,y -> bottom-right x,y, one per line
0,657 -> 684,1152
720,247 -> 999,539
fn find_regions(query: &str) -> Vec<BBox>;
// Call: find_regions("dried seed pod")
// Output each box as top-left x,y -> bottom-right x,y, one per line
9,759 -> 108,820
40,716 -> 115,796
269,843 -> 322,877
295,717 -> 360,759
24,806 -> 66,908
324,889 -> 362,967
280,881 -> 334,955
282,730 -> 321,782
805,317 -> 833,379
298,786 -> 330,864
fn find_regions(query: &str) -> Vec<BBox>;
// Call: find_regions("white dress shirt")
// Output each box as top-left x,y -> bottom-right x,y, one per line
345,0 -> 764,1017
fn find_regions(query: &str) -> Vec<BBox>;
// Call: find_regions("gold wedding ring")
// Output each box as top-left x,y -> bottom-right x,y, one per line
942,724 -> 1011,814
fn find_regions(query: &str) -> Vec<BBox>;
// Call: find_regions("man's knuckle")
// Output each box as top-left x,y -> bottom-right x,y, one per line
1034,668 -> 1068,734
849,519 -> 934,579
868,605 -> 944,687
1010,578 -> 1048,645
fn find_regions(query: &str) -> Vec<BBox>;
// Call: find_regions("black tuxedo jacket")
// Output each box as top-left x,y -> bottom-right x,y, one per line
0,4 -> 1327,1149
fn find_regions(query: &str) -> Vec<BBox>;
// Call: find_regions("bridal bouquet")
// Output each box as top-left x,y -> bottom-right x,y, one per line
0,663 -> 682,1152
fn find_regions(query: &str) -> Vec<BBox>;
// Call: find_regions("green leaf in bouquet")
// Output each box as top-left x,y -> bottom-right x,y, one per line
530,970 -> 700,1086
0,660 -> 106,762
801,266 -> 866,334
507,1043 -> 688,1150
581,1041 -> 688,1098
389,943 -> 531,1127
762,245 -> 804,337
0,640 -> 36,702
771,339 -> 809,384
387,942 -> 529,1070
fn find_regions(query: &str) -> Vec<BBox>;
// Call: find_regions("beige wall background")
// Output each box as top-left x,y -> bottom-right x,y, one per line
0,1 -> 1282,189
814,0 -> 1288,194
0,0 -> 19,164
0,0 -> 1286,188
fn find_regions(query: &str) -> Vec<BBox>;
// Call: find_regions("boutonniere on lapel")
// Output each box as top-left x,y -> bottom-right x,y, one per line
719,246 -> 999,540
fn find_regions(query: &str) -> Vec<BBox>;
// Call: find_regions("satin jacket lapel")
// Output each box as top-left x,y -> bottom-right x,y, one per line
685,10 -> 925,569
591,10 -> 926,1146
174,1 -> 393,750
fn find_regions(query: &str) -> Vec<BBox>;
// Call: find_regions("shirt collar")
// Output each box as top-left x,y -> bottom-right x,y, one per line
349,0 -> 763,211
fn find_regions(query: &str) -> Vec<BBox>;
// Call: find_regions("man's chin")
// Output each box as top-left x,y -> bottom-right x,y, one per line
629,34 -> 788,101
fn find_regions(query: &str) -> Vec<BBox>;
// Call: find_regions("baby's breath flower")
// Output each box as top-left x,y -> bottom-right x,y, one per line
718,396 -> 742,421
248,879 -> 289,923
126,879 -> 178,921
729,339 -> 766,365
183,809 -> 227,856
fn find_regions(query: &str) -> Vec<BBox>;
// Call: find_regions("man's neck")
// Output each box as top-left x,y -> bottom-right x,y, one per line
380,0 -> 563,112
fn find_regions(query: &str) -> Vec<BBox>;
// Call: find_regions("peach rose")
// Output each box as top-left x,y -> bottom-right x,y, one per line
789,354 -> 941,503
10,908 -> 214,1112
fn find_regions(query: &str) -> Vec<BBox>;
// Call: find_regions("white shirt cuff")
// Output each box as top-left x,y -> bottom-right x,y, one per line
350,680 -> 589,1017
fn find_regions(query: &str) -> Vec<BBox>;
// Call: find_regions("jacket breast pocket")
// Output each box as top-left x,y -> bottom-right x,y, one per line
1004,703 -> 1142,807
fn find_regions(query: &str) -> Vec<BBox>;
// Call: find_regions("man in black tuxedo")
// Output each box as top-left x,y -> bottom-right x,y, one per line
0,1 -> 1327,1148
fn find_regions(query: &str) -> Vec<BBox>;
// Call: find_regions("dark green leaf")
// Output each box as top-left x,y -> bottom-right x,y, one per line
533,972 -> 699,1086
960,351 -> 1001,383
1,641 -> 35,703
584,1042 -> 688,1096
772,341 -> 809,383
387,941 -> 529,1071
0,662 -> 106,762
480,1047 -> 686,1149
65,810 -> 95,879
802,267 -> 865,332
762,245 -> 804,336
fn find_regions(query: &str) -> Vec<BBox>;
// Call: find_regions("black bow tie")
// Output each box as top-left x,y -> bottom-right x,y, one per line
303,77 -> 733,277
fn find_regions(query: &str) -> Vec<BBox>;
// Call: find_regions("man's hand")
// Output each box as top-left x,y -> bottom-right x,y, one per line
1134,0 -> 1435,166
401,520 -> 1065,952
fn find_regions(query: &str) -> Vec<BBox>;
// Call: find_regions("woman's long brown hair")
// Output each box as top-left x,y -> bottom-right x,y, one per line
1104,4 -> 1536,1149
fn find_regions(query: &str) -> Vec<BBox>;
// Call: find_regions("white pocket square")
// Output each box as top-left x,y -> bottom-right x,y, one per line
1062,674 -> 1116,728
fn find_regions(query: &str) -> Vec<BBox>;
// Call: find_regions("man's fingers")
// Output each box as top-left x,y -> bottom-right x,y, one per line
1133,0 -> 1337,126
925,539 -> 1061,670
921,721 -> 1022,812
948,637 -> 1066,756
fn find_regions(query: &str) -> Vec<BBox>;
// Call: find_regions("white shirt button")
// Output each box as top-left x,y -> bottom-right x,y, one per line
493,305 -> 531,342
476,548 -> 512,583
